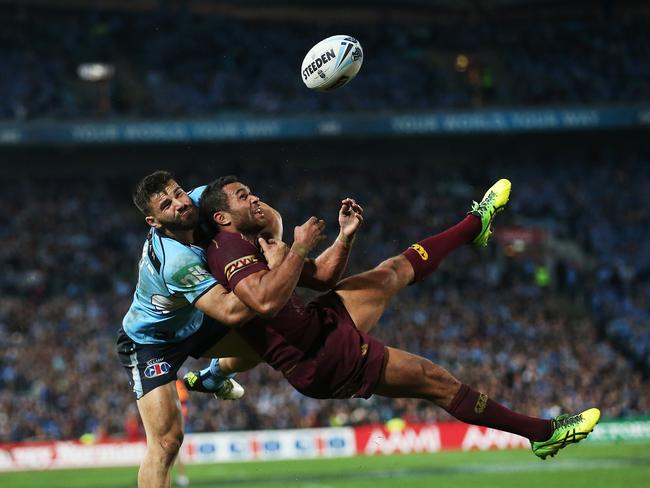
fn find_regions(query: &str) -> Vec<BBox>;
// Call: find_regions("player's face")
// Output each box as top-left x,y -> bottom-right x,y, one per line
146,180 -> 198,231
222,182 -> 266,233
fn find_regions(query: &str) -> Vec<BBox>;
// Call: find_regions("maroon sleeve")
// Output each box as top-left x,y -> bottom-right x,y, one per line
207,233 -> 269,291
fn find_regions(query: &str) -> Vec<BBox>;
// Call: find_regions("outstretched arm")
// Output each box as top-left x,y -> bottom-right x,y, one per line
300,198 -> 363,291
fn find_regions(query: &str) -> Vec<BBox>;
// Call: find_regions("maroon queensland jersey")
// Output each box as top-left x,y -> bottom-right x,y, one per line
206,231 -> 334,374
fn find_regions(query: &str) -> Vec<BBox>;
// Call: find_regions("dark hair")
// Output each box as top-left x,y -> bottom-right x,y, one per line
199,175 -> 239,235
132,170 -> 175,216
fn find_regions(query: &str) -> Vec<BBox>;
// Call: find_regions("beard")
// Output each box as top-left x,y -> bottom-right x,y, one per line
161,207 -> 198,232
231,210 -> 265,236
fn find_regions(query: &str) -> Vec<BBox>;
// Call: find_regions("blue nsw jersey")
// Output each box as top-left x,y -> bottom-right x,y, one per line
122,186 -> 218,344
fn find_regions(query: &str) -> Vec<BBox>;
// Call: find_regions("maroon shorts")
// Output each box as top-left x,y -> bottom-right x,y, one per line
283,291 -> 386,399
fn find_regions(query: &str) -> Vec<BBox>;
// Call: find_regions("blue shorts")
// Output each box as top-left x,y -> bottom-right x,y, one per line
116,317 -> 229,399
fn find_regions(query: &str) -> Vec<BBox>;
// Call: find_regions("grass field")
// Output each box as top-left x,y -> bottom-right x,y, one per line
1,442 -> 648,488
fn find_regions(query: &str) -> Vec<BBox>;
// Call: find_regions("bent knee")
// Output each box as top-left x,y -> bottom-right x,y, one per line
153,430 -> 184,460
375,256 -> 411,287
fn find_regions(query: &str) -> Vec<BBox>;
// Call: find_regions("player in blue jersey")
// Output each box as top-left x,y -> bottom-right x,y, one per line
117,170 -> 327,488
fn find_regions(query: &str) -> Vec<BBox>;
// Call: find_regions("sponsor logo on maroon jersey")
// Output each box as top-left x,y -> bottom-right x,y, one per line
224,254 -> 259,281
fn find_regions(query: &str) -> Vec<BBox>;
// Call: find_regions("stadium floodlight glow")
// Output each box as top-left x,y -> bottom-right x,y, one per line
77,62 -> 115,82
455,54 -> 469,72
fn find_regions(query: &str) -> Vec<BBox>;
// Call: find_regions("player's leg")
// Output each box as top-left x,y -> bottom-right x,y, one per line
337,179 -> 511,333
117,329 -> 188,487
137,381 -> 184,488
117,327 -> 213,486
374,347 -> 600,459
174,387 -> 191,487
174,455 -> 189,487
334,254 -> 414,332
335,212 -> 482,333
336,211 -> 480,332
372,347 -> 461,407
200,329 -> 261,362
184,330 -> 261,398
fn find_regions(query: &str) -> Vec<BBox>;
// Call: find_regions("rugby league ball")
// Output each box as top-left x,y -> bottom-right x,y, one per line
301,35 -> 363,91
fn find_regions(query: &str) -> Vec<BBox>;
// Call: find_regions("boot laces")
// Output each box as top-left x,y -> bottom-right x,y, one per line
554,413 -> 583,430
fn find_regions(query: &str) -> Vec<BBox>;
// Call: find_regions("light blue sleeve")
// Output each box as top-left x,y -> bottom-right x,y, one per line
188,185 -> 207,207
162,240 -> 218,304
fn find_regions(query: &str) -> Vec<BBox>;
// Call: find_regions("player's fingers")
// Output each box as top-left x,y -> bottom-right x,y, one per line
266,238 -> 277,246
257,237 -> 269,251
351,203 -> 364,214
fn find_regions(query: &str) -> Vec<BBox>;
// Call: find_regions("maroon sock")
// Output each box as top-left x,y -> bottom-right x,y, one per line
402,215 -> 481,282
445,384 -> 553,442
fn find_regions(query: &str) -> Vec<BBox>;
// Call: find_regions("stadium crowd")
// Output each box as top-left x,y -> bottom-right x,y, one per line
0,150 -> 648,442
1,4 -> 649,120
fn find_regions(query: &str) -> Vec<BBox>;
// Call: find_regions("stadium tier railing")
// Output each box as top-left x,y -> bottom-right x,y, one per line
1,105 -> 648,146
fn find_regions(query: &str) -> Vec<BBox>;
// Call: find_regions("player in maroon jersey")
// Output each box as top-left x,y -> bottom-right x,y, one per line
190,175 -> 600,460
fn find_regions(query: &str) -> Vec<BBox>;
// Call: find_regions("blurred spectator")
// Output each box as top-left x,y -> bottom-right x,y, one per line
0,5 -> 649,120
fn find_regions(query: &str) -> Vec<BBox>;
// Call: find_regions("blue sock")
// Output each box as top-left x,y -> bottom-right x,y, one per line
199,358 -> 235,390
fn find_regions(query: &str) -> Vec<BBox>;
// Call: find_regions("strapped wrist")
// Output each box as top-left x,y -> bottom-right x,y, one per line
337,233 -> 355,248
290,242 -> 309,258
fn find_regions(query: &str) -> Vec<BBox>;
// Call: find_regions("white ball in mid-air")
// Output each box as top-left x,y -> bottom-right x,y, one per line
301,35 -> 363,91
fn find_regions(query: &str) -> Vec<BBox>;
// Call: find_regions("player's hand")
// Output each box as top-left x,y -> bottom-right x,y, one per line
338,197 -> 364,244
292,216 -> 326,257
258,201 -> 283,242
258,237 -> 289,269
